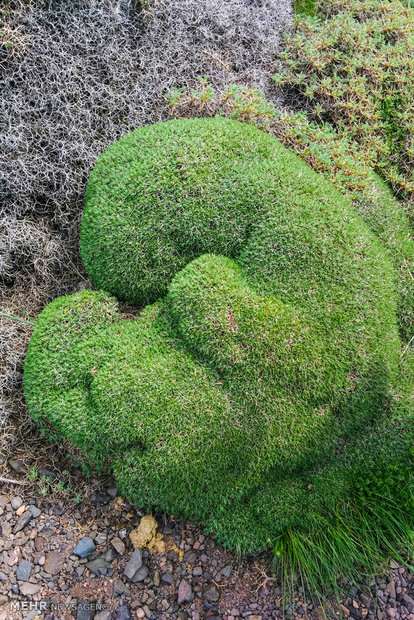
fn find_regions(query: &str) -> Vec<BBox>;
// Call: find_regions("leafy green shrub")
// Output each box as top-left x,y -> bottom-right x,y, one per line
274,0 -> 414,213
167,83 -> 414,341
24,118 -> 414,592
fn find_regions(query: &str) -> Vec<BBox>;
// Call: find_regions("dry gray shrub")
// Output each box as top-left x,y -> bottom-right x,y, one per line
1,216 -> 65,287
0,0 -> 291,439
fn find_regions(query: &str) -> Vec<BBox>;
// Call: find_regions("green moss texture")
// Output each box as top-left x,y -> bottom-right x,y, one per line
24,118 -> 413,554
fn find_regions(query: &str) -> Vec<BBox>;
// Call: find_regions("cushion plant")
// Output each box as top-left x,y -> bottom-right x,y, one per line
24,117 -> 414,594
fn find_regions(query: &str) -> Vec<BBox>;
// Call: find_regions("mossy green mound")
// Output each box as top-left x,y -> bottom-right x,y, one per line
25,118 -> 413,567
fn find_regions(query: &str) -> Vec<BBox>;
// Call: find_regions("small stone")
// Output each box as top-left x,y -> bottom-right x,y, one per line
95,612 -> 112,620
94,532 -> 107,545
341,605 -> 350,617
124,549 -> 143,581
389,560 -> 399,569
178,579 -> 192,605
86,556 -> 109,576
19,582 -> 41,596
76,599 -> 92,620
117,604 -> 132,620
193,567 -> 202,577
16,560 -> 32,581
220,565 -> 233,578
28,505 -> 41,518
107,486 -> 118,499
8,460 -> 25,475
90,492 -> 111,505
16,504 -> 26,516
1,522 -> 11,538
14,511 -> 32,533
105,547 -> 118,562
111,537 -> 126,555
11,496 -> 23,510
44,551 -> 64,575
183,550 -> 197,565
204,585 -> 219,603
161,572 -> 174,585
73,537 -> 96,558
34,536 -> 45,552
360,594 -> 372,608
385,581 -> 396,600
136,610 -> 145,619
403,595 -> 414,613
153,570 -> 160,587
129,565 -> 149,583
114,578 -> 130,596
7,547 -> 21,566
38,467 -> 57,480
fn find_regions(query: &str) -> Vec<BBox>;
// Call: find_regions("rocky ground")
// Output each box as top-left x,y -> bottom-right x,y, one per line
0,460 -> 413,620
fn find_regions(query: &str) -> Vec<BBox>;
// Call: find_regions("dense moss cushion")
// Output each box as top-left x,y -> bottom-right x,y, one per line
24,118 -> 413,551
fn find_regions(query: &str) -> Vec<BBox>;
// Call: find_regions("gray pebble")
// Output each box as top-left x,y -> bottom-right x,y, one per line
11,496 -> 23,510
76,598 -> 92,620
114,578 -> 130,596
183,550 -> 198,565
129,565 -> 149,583
124,549 -> 143,581
16,560 -> 32,581
161,573 -> 174,585
85,556 -> 109,576
204,585 -> 220,603
8,460 -> 25,475
220,565 -> 233,578
105,547 -> 118,563
73,537 -> 96,558
29,505 -> 41,518
95,612 -> 112,620
117,603 -> 132,620
14,511 -> 32,534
